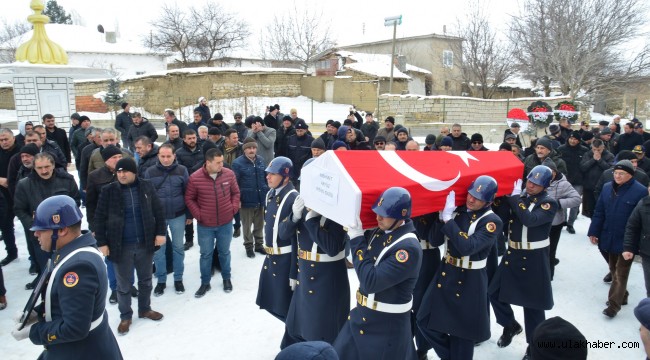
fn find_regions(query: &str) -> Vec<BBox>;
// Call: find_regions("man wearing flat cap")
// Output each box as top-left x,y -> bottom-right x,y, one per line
504,122 -> 523,148
588,159 -> 647,318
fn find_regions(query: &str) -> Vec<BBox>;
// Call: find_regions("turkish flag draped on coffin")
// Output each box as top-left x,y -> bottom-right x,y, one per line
300,150 -> 524,229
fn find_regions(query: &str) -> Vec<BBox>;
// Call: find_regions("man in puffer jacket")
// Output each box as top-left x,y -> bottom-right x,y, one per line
543,159 -> 581,279
145,143 -> 190,296
185,148 -> 240,297
232,139 -> 269,258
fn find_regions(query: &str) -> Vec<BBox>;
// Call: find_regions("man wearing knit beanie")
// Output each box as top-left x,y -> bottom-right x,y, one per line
376,116 -> 396,142
439,136 -> 453,151
94,155 -> 166,335
588,158 -> 648,318
424,134 -> 436,151
115,157 -> 138,175
530,317 -> 587,359
311,137 -> 326,157
470,133 -> 488,151
557,130 -> 589,234
101,145 -> 123,162
523,137 -> 567,180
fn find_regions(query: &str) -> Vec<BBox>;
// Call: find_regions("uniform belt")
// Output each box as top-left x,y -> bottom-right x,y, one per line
420,239 -> 438,250
89,312 -> 104,331
444,254 -> 486,269
508,239 -> 550,250
298,249 -> 345,262
264,245 -> 292,255
355,290 -> 412,314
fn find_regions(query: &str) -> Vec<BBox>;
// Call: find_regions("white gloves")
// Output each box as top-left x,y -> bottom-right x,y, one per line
440,190 -> 456,222
511,179 -> 523,197
347,226 -> 364,239
11,321 -> 33,341
292,195 -> 305,223
289,278 -> 297,291
14,310 -> 38,324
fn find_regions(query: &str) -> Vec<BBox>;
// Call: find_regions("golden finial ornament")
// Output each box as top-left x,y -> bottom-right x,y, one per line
15,0 -> 68,64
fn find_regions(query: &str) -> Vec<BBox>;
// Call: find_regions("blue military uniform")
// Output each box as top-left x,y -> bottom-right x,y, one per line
256,183 -> 299,347
333,220 -> 422,360
417,206 -> 502,360
281,211 -> 350,343
489,190 -> 558,344
411,213 -> 443,356
29,232 -> 122,360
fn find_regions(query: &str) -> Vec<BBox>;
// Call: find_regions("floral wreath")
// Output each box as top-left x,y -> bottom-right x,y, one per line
527,101 -> 554,127
554,101 -> 580,123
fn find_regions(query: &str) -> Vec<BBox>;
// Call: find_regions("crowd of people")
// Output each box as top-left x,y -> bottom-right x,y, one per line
1,97 -> 650,360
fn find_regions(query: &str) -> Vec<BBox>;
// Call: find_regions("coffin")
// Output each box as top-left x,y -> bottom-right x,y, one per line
300,150 -> 524,229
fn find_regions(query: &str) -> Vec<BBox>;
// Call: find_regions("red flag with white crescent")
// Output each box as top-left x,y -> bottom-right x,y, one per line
301,150 -> 523,229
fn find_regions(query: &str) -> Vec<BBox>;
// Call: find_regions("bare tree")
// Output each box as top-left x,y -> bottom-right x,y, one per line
0,19 -> 30,63
509,0 -> 650,98
258,4 -> 335,71
144,2 -> 250,67
453,1 -> 516,98
191,3 -> 249,66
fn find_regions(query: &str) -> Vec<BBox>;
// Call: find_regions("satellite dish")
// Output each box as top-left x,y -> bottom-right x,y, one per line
97,25 -> 105,33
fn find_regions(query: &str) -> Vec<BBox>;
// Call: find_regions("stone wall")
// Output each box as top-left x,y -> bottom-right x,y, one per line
378,94 -> 575,124
75,69 -> 304,114
0,87 -> 14,110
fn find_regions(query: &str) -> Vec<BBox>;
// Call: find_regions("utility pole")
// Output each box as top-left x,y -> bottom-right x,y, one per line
384,15 -> 402,94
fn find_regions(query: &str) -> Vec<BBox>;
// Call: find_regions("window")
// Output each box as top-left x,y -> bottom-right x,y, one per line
443,50 -> 453,68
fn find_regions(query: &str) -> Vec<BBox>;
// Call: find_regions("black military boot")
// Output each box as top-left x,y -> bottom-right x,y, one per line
497,320 -> 523,348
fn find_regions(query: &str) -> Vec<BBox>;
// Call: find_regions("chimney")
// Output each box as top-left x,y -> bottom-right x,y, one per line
105,31 -> 116,44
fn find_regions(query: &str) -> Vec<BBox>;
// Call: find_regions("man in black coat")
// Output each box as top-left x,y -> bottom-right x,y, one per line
264,105 -> 279,129
95,157 -> 166,335
579,139 -> 615,218
449,123 -> 471,150
42,114 -> 71,165
13,152 -> 80,287
134,136 -> 159,178
504,122 -> 524,149
275,116 -> 295,157
175,129 -> 205,174
557,131 -> 589,233
115,103 -> 133,149
126,112 -> 158,152
360,112 -> 379,143
194,97 -> 211,123
163,110 -> 188,139
286,120 -> 313,189
0,128 -> 20,266
617,122 -> 644,154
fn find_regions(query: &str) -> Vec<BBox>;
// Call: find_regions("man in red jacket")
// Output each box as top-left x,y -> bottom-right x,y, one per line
185,148 -> 240,297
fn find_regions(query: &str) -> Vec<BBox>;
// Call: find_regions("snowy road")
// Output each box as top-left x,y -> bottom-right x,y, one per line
0,205 -> 646,359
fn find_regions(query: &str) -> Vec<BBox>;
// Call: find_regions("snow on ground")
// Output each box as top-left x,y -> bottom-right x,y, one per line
0,171 -> 647,359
